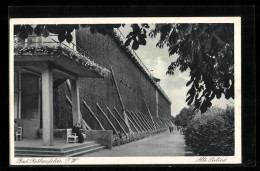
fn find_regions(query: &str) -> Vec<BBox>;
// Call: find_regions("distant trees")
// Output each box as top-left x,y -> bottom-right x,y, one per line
174,106 -> 197,128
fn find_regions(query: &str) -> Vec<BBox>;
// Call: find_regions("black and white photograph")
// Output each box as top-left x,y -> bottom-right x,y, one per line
9,17 -> 242,165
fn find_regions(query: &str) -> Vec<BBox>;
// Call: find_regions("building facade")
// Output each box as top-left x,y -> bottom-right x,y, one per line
14,25 -> 172,144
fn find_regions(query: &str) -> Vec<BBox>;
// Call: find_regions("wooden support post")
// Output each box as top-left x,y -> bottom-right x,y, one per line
82,100 -> 105,130
155,118 -> 161,128
123,112 -> 139,132
66,79 -> 71,93
125,110 -> 142,132
131,111 -> 145,131
155,118 -> 162,128
155,90 -> 159,117
163,118 -> 170,127
126,113 -> 140,132
110,67 -> 130,128
128,110 -> 146,132
134,112 -> 150,131
140,112 -> 154,131
107,107 -> 128,135
152,117 -> 160,128
114,107 -> 132,132
137,112 -> 152,131
65,95 -> 91,130
136,112 -> 150,131
141,113 -> 155,130
97,103 -> 118,134
42,66 -> 54,146
143,98 -> 157,129
53,78 -> 67,90
158,118 -> 166,128
129,111 -> 146,132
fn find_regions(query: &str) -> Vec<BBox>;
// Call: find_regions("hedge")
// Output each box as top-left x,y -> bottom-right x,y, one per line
185,106 -> 234,156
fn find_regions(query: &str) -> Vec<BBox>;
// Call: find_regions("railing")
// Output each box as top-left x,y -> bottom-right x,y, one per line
113,28 -> 172,104
14,35 -> 95,62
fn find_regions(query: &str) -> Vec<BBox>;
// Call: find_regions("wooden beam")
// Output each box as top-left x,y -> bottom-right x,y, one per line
52,67 -> 76,80
114,107 -> 138,132
134,112 -> 150,131
110,67 -> 130,128
143,98 -> 157,129
125,113 -> 139,133
114,107 -> 132,132
141,112 -> 155,130
82,100 -> 105,130
154,118 -> 162,128
139,112 -> 154,131
158,118 -> 166,128
125,110 -> 142,132
129,111 -> 146,132
53,78 -> 67,90
127,110 -> 146,132
14,61 -> 49,69
137,112 -> 153,131
97,103 -> 118,134
19,67 -> 41,76
65,95 -> 92,130
107,107 -> 128,135
152,117 -> 160,129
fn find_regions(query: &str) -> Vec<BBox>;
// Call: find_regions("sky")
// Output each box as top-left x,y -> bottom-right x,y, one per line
119,24 -> 234,116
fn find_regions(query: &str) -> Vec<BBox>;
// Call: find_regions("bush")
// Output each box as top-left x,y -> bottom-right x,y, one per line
185,106 -> 234,156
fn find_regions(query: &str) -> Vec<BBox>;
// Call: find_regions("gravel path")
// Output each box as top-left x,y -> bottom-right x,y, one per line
81,131 -> 190,157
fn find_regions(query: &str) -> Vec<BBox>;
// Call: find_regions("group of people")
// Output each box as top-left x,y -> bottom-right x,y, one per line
72,121 -> 87,143
169,126 -> 174,132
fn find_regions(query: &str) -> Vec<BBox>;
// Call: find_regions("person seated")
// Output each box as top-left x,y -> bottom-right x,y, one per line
80,120 -> 87,134
72,123 -> 84,143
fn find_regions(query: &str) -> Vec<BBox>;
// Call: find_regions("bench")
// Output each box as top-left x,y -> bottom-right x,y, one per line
67,128 -> 78,143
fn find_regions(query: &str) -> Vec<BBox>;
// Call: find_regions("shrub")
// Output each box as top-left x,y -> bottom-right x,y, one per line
185,106 -> 234,156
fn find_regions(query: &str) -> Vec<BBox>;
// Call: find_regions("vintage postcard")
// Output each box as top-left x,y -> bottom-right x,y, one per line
9,17 -> 241,165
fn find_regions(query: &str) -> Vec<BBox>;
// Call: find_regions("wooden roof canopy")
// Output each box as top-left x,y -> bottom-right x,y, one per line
14,37 -> 110,78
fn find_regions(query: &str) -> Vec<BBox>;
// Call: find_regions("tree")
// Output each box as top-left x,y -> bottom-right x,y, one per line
185,106 -> 234,155
124,24 -> 234,113
14,23 -> 234,113
14,24 -> 123,43
174,106 -> 196,128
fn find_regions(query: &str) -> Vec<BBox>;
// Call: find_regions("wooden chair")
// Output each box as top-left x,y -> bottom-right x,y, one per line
67,128 -> 78,143
16,127 -> 22,141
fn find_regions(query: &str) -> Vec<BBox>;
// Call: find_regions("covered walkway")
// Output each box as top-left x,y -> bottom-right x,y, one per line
82,131 -> 192,157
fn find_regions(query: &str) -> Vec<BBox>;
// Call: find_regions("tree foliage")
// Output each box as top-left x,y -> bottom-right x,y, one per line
185,106 -> 234,155
14,23 -> 234,113
14,24 -> 123,43
174,106 -> 196,128
125,23 -> 234,113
